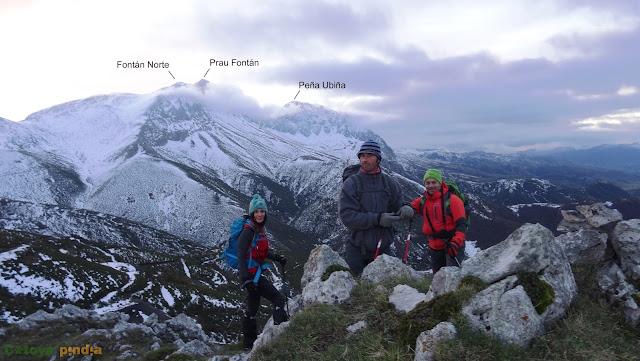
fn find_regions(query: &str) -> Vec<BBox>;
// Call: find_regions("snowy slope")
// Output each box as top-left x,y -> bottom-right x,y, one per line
0,81 -> 403,250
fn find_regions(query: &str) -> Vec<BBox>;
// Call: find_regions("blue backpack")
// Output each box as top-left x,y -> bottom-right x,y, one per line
220,216 -> 258,269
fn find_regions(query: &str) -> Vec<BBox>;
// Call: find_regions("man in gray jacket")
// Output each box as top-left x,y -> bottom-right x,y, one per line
338,140 -> 414,275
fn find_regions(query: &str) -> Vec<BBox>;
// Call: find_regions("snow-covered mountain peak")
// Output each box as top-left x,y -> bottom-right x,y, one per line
283,100 -> 327,112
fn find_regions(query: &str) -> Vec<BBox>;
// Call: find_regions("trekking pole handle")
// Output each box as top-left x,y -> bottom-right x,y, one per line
373,238 -> 382,260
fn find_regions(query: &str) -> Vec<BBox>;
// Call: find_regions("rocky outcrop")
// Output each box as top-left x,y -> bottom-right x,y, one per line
611,219 -> 640,281
576,203 -> 623,228
294,245 -> 358,310
300,245 -> 351,288
7,305 -> 219,359
556,229 -> 608,265
447,223 -> 578,345
597,261 -> 640,326
556,203 -> 640,327
6,203 -> 636,360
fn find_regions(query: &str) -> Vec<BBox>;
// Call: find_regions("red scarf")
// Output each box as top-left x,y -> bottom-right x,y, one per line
361,167 -> 381,175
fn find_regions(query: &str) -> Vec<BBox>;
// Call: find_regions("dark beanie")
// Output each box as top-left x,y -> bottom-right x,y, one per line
357,140 -> 382,160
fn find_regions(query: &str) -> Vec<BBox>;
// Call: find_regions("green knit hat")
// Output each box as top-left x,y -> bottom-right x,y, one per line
423,169 -> 442,184
249,194 -> 268,214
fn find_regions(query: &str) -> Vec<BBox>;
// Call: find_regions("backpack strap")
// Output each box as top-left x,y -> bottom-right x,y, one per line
421,193 -> 455,240
350,172 -> 392,201
252,263 -> 271,283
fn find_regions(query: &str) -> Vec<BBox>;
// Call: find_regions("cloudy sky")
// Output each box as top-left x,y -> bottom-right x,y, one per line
1,0 -> 639,153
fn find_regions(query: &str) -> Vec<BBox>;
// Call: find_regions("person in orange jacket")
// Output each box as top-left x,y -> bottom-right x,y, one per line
409,169 -> 466,273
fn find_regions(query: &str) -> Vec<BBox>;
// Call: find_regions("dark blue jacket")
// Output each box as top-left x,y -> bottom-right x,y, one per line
338,168 -> 406,253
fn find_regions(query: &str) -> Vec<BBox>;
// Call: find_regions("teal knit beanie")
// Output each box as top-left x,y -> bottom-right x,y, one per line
249,194 -> 268,214
423,169 -> 442,184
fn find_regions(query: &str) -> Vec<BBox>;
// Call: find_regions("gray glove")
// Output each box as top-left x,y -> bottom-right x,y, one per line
398,205 -> 415,220
378,212 -> 401,227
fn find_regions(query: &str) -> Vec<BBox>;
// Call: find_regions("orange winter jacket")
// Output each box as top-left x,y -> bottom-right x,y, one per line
410,181 -> 466,250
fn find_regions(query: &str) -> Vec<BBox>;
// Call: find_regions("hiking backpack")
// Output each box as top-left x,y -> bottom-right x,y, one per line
341,164 -> 391,200
419,181 -> 471,232
220,215 -> 257,269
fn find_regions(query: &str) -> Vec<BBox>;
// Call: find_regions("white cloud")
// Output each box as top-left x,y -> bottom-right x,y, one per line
573,109 -> 640,131
618,86 -> 638,96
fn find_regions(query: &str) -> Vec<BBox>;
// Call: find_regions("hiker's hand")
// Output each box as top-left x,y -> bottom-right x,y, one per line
398,205 -> 414,220
274,254 -> 286,266
447,239 -> 462,257
243,279 -> 257,292
378,212 -> 401,227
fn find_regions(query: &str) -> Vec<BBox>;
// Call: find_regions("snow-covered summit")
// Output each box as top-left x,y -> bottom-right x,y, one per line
0,81 -> 397,246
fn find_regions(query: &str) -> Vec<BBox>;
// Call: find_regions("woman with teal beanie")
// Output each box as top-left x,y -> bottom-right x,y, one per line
237,194 -> 288,351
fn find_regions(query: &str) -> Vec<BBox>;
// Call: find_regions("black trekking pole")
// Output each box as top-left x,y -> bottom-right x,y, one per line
281,263 -> 290,319
442,239 -> 462,267
224,294 -> 248,333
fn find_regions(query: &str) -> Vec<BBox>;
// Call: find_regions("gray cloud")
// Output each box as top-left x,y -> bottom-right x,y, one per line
257,22 -> 640,151
193,1 -> 391,55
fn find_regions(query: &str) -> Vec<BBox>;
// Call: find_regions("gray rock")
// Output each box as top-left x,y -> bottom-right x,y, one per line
165,313 -> 208,342
490,286 -> 544,346
115,350 -> 137,360
389,285 -> 428,313
347,320 -> 368,333
576,203 -> 623,228
461,224 -> 569,284
54,304 -> 94,319
23,310 -> 63,323
16,319 -> 37,331
81,329 -> 111,338
302,270 -> 357,307
250,320 -> 290,355
301,245 -> 350,288
597,261 -> 640,326
455,224 -> 577,345
175,340 -> 213,357
557,219 -> 594,233
414,322 -> 457,361
556,229 -> 608,265
612,219 -> 640,281
102,312 -> 129,323
462,276 -> 519,336
561,210 -> 587,223
143,312 -> 159,326
425,266 -> 463,301
361,254 -> 424,284
112,322 -> 154,337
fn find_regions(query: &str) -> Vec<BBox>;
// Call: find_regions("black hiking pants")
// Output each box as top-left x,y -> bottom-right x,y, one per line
345,241 -> 392,276
428,243 -> 464,274
243,274 -> 287,349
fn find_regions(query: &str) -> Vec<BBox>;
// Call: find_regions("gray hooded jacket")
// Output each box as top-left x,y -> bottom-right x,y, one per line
338,168 -> 406,253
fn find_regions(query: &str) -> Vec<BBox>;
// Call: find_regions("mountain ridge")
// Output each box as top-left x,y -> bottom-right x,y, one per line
1,81 -> 638,269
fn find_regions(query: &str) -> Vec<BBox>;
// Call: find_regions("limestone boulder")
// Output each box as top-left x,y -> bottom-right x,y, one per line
556,229 -> 608,265
611,219 -> 640,281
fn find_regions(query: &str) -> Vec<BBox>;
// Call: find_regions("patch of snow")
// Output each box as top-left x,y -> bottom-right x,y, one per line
203,295 -> 235,308
465,240 -> 481,258
161,286 -> 175,306
181,258 -> 191,278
